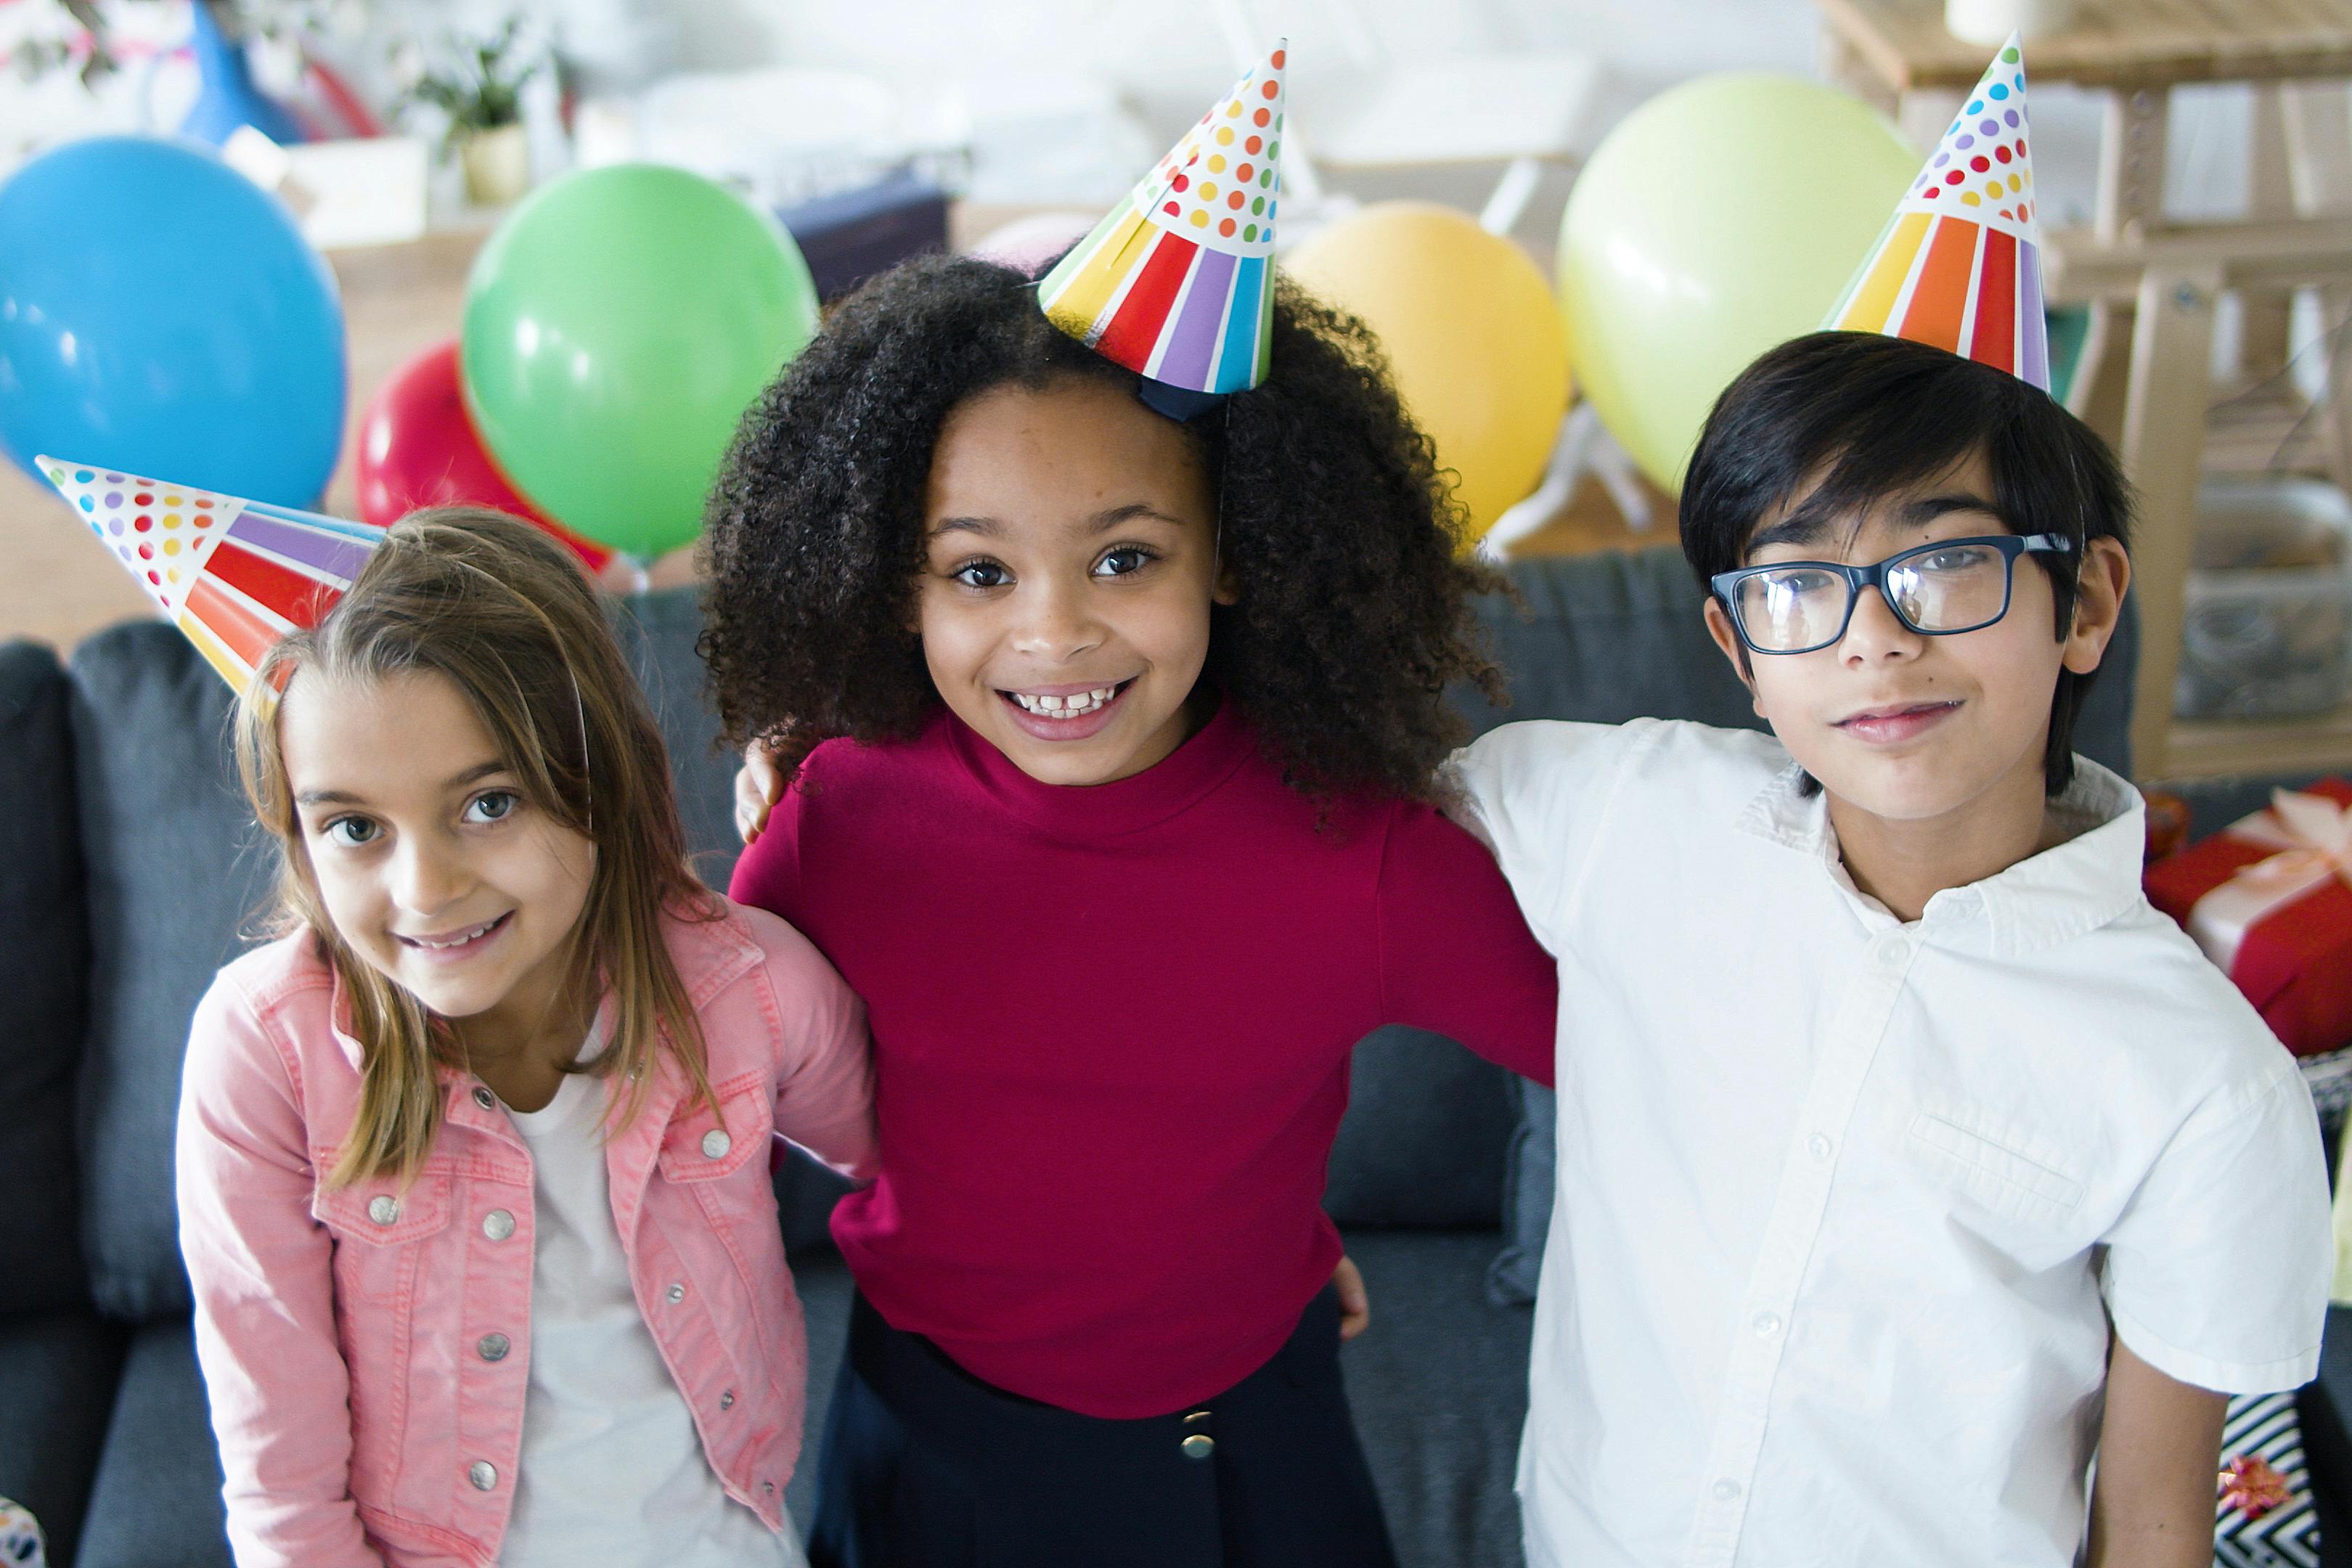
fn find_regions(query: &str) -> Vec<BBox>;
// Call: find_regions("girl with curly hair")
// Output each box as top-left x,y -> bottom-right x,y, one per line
701,147 -> 1555,1563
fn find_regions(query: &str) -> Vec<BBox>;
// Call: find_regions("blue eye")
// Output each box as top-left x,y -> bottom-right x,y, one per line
1095,547 -> 1155,578
464,791 -> 520,825
324,816 -> 380,848
952,560 -> 1010,589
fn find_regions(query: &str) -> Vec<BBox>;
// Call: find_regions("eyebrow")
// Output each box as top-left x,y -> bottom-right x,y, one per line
295,759 -> 510,808
927,502 -> 1190,540
1744,491 -> 2011,559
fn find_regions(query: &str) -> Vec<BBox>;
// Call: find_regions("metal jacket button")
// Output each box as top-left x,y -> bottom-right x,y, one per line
469,1461 -> 497,1491
666,1283 -> 686,1303
701,1129 -> 732,1160
482,1209 -> 515,1241
719,1390 -> 735,1410
478,1333 -> 510,1362
1181,1434 -> 1214,1461
367,1196 -> 399,1226
472,1087 -> 495,1111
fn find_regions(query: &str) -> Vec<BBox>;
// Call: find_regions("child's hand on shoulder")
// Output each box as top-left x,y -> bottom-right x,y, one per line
735,739 -> 787,844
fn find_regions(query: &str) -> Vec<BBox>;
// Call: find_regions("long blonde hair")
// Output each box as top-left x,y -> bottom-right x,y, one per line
235,508 -> 718,1187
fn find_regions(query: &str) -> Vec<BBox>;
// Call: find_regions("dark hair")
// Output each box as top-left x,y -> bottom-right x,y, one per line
700,251 -> 1503,805
1680,330 -> 2132,795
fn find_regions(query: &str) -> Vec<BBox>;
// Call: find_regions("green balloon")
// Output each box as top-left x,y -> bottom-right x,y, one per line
1556,74 -> 1918,495
461,164 -> 820,558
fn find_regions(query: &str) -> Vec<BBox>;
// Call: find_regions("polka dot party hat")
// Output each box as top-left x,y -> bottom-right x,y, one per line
1824,33 -> 2050,391
1038,42 -> 1288,419
38,457 -> 385,693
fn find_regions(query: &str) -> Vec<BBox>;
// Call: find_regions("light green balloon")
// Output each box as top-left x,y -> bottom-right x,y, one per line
1557,74 -> 1918,495
461,164 -> 820,558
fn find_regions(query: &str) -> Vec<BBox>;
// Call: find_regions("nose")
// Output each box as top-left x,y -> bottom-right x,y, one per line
1837,580 -> 1927,666
1007,573 -> 1107,666
390,833 -> 473,917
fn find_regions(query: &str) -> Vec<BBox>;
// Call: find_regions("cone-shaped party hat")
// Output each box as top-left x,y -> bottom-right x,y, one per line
39,457 -> 385,693
1824,34 -> 2049,391
1038,44 -> 1288,418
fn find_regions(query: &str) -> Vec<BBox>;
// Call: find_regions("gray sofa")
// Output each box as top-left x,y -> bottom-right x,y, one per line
3,545 -> 2332,1568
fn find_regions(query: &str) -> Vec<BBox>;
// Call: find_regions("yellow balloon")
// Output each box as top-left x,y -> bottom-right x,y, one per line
1287,203 -> 1570,546
1557,74 -> 1918,495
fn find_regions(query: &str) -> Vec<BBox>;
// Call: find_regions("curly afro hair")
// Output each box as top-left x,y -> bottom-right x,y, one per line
700,250 -> 1503,805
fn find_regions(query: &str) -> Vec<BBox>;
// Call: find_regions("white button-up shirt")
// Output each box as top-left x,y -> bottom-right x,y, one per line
1453,719 -> 2331,1568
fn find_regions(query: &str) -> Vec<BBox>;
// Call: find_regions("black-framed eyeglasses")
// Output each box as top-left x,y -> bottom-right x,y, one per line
1710,534 -> 2074,656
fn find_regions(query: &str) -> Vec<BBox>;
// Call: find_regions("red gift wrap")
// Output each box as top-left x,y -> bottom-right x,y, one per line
2144,778 -> 2352,1058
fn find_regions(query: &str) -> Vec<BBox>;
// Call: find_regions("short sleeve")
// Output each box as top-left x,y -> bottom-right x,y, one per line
1445,720 -> 1646,952
2101,1061 -> 2332,1395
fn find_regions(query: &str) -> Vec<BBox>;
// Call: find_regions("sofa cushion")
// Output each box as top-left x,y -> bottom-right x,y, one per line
72,1316 -> 231,1568
0,641 -> 94,1315
0,1307 -> 126,1568
1327,1029 -> 1516,1228
1487,1075 -> 1556,1307
1338,1228 -> 1533,1568
69,626 -> 273,1324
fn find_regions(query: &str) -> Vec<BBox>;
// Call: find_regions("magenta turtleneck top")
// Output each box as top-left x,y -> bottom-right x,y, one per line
729,701 -> 1556,1418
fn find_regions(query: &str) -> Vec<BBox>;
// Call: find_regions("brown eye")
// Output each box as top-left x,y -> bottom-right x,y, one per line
952,560 -> 1010,589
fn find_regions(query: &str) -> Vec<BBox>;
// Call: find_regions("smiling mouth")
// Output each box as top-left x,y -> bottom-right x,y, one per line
998,679 -> 1134,720
1834,700 -> 1961,742
396,912 -> 511,952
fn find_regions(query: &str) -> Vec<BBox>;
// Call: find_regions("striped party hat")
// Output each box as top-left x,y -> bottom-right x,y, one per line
39,457 -> 384,693
1825,34 -> 2048,390
1038,44 -> 1287,419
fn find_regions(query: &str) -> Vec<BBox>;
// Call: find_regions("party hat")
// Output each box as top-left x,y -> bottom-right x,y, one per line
38,457 -> 385,693
1825,34 -> 2049,391
1038,43 -> 1288,418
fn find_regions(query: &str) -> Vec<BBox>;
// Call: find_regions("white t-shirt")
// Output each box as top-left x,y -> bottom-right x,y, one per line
499,1053 -> 805,1568
1452,718 -> 2332,1568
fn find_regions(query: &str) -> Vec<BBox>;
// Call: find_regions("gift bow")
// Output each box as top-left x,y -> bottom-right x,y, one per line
2185,790 -> 2352,973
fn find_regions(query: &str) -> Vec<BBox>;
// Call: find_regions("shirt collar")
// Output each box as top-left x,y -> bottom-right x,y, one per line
1736,756 -> 2147,957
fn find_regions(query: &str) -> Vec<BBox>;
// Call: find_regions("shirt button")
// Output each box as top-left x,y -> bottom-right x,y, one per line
701,1129 -> 732,1160
1712,1478 -> 1741,1502
1181,1434 -> 1215,1461
477,1333 -> 510,1362
667,1283 -> 686,1304
1753,1311 -> 1783,1339
482,1209 -> 515,1242
469,1461 -> 498,1492
367,1196 -> 400,1226
1876,939 -> 1912,969
720,1390 -> 735,1410
472,1086 -> 495,1111
1808,1134 -> 1833,1161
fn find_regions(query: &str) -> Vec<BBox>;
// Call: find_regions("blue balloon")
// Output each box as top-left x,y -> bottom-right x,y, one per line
0,136 -> 346,505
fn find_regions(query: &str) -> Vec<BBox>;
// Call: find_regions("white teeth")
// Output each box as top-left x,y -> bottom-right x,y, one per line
1010,685 -> 1119,719
410,917 -> 500,950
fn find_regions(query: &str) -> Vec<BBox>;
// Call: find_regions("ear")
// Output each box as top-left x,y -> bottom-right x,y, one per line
1212,563 -> 1240,608
1702,597 -> 1768,718
2060,537 -> 2131,677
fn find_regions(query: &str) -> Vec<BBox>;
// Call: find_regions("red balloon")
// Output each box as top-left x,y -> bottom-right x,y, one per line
356,339 -> 614,571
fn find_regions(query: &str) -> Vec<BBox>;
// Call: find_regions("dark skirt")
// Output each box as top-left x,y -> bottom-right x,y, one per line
806,1283 -> 1400,1568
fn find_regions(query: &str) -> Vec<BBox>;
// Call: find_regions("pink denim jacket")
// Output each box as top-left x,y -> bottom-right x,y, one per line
176,901 -> 877,1568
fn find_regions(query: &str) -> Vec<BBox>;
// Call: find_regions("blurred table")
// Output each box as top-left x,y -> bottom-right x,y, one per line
1814,0 -> 2352,780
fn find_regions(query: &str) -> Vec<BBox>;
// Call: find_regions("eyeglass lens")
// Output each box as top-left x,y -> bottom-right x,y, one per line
1735,542 -> 2014,653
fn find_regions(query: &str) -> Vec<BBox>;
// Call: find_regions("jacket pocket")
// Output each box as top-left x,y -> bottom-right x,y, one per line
1906,1109 -> 2085,1216
312,1167 -> 456,1245
656,1072 -> 772,1185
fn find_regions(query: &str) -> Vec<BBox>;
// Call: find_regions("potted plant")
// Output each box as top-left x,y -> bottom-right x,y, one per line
405,16 -> 540,206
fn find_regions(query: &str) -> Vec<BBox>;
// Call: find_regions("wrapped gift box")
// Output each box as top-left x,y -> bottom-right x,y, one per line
2144,779 -> 2352,1058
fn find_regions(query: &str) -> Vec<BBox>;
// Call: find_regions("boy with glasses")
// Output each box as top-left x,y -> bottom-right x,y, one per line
1451,38 -> 2331,1568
